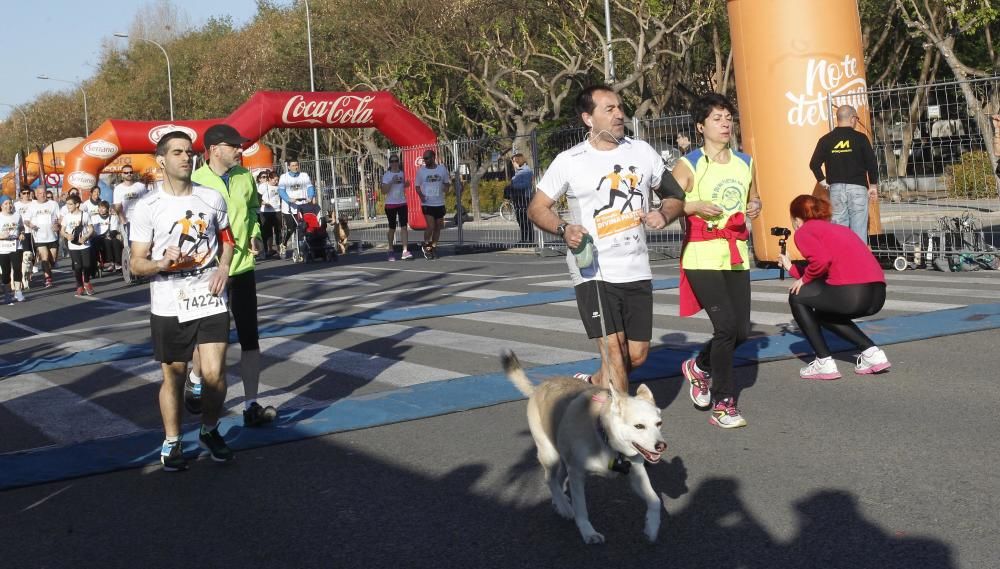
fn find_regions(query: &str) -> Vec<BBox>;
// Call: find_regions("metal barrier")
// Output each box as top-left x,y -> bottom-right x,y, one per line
831,76 -> 1000,266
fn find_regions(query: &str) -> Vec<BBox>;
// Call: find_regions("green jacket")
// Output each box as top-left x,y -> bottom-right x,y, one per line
192,163 -> 262,276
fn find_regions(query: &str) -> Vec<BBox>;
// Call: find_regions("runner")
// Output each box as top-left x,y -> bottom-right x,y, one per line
59,194 -> 95,297
0,197 -> 26,304
414,149 -> 451,259
129,130 -> 235,471
528,85 -> 685,392
23,186 -> 60,288
113,165 -> 150,232
188,123 -> 276,427
380,154 -> 412,261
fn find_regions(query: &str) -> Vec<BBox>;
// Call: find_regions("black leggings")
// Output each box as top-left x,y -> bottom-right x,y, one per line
282,213 -> 299,246
1,251 -> 24,287
69,248 -> 92,287
260,212 -> 281,252
685,269 -> 751,401
789,281 -> 886,358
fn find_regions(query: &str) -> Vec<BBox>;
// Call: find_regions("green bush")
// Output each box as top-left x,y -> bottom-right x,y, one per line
445,180 -> 507,213
945,151 -> 998,199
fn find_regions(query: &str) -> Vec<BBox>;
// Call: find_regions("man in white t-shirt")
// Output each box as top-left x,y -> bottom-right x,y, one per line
128,131 -> 236,472
23,186 -> 61,288
529,85 -> 685,392
380,154 -> 412,261
414,149 -> 451,259
277,160 -> 315,258
112,165 -> 149,231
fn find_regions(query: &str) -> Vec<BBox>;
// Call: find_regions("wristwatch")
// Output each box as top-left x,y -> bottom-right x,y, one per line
556,222 -> 568,237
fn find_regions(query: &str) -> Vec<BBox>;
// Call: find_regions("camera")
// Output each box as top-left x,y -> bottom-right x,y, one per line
770,226 -> 791,238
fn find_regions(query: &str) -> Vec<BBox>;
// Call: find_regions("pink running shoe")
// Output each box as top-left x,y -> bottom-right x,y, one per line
799,358 -> 841,380
855,348 -> 891,374
681,358 -> 711,409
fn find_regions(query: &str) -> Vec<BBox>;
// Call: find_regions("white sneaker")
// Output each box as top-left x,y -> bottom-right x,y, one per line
14,290 -> 25,302
799,358 -> 841,380
855,348 -> 891,374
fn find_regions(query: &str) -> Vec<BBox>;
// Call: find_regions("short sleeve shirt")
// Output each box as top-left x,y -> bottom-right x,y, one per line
0,212 -> 22,253
415,165 -> 450,207
113,182 -> 149,219
381,170 -> 407,206
130,185 -> 230,317
60,211 -> 92,250
536,138 -> 663,285
25,200 -> 60,243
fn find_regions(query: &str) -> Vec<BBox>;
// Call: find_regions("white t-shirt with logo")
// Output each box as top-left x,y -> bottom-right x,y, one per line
0,212 -> 23,253
536,137 -> 663,285
60,211 -> 92,251
381,170 -> 407,206
278,172 -> 313,215
25,200 -> 60,243
113,182 -> 149,220
415,164 -> 450,207
14,199 -> 34,217
81,199 -> 102,217
257,183 -> 281,213
91,213 -> 120,237
130,186 -> 230,317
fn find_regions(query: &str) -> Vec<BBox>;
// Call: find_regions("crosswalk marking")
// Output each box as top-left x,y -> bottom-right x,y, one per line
103,358 -> 320,411
450,289 -> 527,299
753,278 -> 1000,300
351,322 -> 595,365
449,311 -> 713,347
0,373 -> 142,444
654,289 -> 964,312
552,300 -> 792,326
258,337 -> 464,386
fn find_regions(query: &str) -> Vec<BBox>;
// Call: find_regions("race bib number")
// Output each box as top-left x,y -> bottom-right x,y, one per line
0,240 -> 15,253
173,272 -> 227,323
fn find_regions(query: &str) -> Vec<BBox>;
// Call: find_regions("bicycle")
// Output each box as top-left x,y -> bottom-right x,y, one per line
498,199 -> 515,222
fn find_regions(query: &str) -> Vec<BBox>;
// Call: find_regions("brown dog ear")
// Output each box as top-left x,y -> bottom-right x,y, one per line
635,384 -> 656,405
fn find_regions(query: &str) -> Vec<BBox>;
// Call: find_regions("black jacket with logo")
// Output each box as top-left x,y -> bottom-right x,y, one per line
809,126 -> 879,187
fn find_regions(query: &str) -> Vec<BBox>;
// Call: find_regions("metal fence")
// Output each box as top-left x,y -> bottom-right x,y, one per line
288,113 -> 700,260
276,76 -> 1000,270
832,76 -> 1000,270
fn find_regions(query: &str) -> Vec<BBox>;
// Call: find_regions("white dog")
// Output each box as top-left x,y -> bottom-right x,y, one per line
20,250 -> 34,290
502,351 -> 667,544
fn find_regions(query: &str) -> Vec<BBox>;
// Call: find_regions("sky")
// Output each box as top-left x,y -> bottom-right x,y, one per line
0,0 -> 265,120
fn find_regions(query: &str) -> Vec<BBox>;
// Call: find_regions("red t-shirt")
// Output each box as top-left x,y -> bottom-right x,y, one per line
789,219 -> 885,285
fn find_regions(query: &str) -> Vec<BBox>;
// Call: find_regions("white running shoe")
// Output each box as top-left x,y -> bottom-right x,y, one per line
855,348 -> 891,374
799,358 -> 842,380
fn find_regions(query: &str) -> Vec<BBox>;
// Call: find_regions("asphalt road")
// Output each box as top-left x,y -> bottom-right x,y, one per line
0,249 -> 998,568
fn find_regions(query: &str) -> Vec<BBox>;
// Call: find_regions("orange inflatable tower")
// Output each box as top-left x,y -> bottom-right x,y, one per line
728,0 -> 878,262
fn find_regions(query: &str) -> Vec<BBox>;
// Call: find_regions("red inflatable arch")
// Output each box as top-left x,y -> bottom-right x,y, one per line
62,91 -> 437,229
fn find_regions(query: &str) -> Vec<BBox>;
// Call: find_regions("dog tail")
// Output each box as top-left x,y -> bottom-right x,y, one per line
501,350 -> 534,397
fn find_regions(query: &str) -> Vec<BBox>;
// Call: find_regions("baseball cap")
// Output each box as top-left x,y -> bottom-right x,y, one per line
204,124 -> 250,148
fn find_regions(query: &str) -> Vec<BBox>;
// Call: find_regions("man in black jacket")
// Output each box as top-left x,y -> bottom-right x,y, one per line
809,105 -> 879,242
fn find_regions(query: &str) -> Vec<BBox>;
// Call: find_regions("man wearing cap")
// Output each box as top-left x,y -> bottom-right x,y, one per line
187,123 -> 277,428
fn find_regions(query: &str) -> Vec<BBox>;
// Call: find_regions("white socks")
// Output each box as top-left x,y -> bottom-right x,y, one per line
189,371 -> 202,385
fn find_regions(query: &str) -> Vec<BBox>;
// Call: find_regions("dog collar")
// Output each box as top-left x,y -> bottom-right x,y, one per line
595,417 -> 631,475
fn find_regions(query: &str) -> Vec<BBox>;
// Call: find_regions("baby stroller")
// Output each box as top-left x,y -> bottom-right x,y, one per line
296,203 -> 338,262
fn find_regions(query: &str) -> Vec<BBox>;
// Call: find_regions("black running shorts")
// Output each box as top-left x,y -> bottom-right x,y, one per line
151,311 -> 230,364
228,270 -> 260,351
574,279 -> 653,341
421,205 -> 446,220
